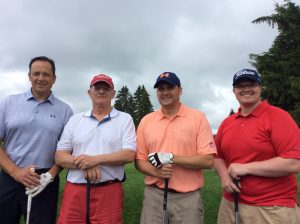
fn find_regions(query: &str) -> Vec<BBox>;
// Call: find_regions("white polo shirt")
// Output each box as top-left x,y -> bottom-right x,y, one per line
57,107 -> 136,183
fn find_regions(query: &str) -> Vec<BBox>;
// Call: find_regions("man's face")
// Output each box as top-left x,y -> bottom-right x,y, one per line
233,78 -> 262,106
156,83 -> 182,108
88,82 -> 115,106
28,60 -> 56,96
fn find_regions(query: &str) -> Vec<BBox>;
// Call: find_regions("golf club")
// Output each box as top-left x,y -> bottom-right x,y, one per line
86,179 -> 91,224
26,195 -> 32,224
233,179 -> 239,224
26,167 -> 35,224
162,178 -> 169,224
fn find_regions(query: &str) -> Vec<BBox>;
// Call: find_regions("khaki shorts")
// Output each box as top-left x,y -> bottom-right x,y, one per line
140,185 -> 204,224
217,197 -> 300,224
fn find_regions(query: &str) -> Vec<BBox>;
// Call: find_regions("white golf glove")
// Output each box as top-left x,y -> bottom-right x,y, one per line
25,172 -> 54,198
148,152 -> 174,167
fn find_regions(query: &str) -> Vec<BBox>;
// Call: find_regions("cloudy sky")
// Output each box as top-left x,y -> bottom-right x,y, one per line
1,0 -> 299,132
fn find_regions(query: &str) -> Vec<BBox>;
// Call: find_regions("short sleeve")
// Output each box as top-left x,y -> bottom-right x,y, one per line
196,113 -> 217,156
136,117 -> 149,160
270,110 -> 300,159
215,121 -> 225,159
0,97 -> 8,139
121,114 -> 136,150
56,115 -> 75,150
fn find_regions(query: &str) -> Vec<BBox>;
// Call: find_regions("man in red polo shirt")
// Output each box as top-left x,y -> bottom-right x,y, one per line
214,68 -> 300,224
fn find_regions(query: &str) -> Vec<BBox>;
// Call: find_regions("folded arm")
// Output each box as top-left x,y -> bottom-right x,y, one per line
228,157 -> 300,179
173,154 -> 215,170
135,159 -> 173,179
72,149 -> 135,170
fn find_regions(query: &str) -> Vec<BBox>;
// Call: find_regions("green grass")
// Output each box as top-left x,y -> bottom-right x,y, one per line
20,164 -> 300,224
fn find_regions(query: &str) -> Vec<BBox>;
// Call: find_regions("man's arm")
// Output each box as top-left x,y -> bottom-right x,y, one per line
135,159 -> 173,179
0,139 -> 40,187
73,149 -> 135,170
228,157 -> 300,179
46,164 -> 62,177
55,150 -> 76,169
213,158 -> 240,193
55,150 -> 100,182
173,154 -> 214,170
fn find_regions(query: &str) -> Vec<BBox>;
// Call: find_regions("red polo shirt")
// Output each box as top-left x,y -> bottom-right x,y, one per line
216,100 -> 300,207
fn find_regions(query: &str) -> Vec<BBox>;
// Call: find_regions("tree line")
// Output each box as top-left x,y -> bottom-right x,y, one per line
114,85 -> 153,127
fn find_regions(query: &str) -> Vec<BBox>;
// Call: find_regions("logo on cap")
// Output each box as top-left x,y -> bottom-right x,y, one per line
160,73 -> 170,78
233,69 -> 261,85
154,72 -> 181,88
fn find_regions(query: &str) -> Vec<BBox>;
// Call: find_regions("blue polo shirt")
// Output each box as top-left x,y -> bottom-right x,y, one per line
0,90 -> 73,168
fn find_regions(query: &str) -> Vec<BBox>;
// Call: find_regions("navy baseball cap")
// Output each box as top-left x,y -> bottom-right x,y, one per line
233,69 -> 261,86
154,72 -> 181,88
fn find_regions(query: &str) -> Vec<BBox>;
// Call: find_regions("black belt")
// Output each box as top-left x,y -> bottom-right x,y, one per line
34,168 -> 50,175
151,184 -> 180,193
75,179 -> 121,187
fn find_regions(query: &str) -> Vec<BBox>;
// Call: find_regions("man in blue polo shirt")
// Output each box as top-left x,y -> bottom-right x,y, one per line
0,56 -> 73,224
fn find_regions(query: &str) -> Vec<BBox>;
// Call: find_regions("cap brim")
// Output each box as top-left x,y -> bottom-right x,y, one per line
91,80 -> 113,87
154,80 -> 177,88
233,75 -> 260,85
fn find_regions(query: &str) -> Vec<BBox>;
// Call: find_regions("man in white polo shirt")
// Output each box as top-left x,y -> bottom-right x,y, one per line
55,74 -> 136,224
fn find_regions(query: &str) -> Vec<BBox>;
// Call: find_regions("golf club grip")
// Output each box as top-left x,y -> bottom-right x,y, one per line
86,180 -> 91,224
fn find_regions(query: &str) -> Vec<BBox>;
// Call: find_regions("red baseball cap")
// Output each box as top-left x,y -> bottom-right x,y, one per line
90,74 -> 114,88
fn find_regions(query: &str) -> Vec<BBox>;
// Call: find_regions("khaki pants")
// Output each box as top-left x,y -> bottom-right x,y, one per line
140,185 -> 204,224
217,197 -> 300,224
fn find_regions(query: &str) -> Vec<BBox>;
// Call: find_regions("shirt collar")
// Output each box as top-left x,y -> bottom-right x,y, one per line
235,100 -> 269,118
83,107 -> 119,118
25,89 -> 55,104
157,103 -> 187,120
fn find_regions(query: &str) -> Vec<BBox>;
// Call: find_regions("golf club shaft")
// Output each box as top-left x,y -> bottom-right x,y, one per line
26,196 -> 32,224
86,180 -> 91,224
162,179 -> 169,224
233,179 -> 239,224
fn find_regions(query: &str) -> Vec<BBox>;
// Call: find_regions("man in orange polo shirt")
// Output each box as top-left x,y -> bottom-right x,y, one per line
135,72 -> 217,224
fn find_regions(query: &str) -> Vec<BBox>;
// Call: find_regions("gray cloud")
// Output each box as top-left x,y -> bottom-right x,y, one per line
1,0 -> 298,132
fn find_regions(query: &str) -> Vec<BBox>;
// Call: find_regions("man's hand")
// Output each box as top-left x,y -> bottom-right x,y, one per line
12,166 -> 40,188
228,163 -> 249,180
25,172 -> 53,198
157,164 -> 173,179
148,152 -> 174,167
73,155 -> 98,170
220,174 -> 241,193
83,166 -> 101,183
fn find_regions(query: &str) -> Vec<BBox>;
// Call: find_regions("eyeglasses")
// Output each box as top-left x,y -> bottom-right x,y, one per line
234,82 -> 260,89
91,85 -> 112,92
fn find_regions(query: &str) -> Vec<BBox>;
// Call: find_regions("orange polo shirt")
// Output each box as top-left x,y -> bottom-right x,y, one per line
136,104 -> 217,192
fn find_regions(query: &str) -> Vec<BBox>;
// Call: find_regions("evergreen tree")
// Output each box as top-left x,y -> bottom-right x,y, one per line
229,108 -> 235,116
133,85 -> 154,127
114,86 -> 135,117
250,0 -> 300,125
